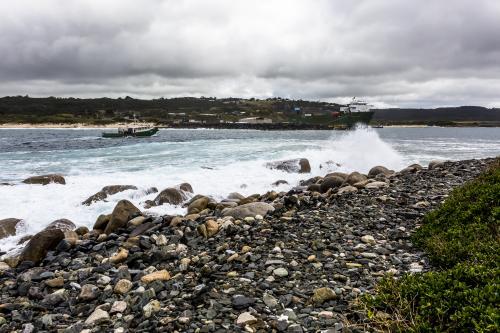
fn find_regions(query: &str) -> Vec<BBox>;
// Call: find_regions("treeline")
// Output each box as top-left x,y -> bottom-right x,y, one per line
372,106 -> 500,125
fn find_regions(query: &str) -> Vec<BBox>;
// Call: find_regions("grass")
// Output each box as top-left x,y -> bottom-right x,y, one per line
362,159 -> 500,332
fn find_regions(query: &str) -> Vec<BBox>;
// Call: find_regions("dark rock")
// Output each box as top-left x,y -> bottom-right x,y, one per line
22,174 -> 66,185
93,214 -> 111,230
0,218 -> 21,240
82,185 -> 138,205
272,180 -> 289,186
319,176 -> 344,193
104,200 -> 141,234
45,219 -> 76,232
346,172 -> 368,185
19,229 -> 65,264
266,158 -> 311,173
153,188 -> 187,206
368,166 -> 393,178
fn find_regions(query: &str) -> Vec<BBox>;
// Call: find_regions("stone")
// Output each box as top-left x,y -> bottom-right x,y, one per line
141,270 -> 171,283
82,185 -> 138,205
93,214 -> 111,230
0,262 -> 11,271
22,174 -> 65,185
346,171 -> 367,185
109,248 -> 128,264
46,277 -> 64,288
368,166 -> 393,178
153,187 -> 187,206
337,185 -> 357,195
318,311 -> 334,319
187,197 -> 209,214
128,215 -> 147,227
0,218 -> 21,239
361,235 -> 376,244
205,220 -> 220,237
114,279 -> 133,294
263,293 -> 278,308
222,202 -> 275,219
85,308 -> 109,326
110,300 -> 127,314
178,182 -> 193,193
320,176 -> 345,193
428,160 -> 445,170
143,300 -> 161,318
312,287 -> 337,304
266,158 -> 311,173
104,200 -> 141,234
45,218 -> 76,232
272,180 -> 289,186
79,284 -> 99,301
19,229 -> 65,264
236,312 -> 257,326
273,267 -> 289,277
365,181 -> 388,189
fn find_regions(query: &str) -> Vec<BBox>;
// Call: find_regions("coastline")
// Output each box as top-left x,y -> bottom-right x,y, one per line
0,157 -> 497,331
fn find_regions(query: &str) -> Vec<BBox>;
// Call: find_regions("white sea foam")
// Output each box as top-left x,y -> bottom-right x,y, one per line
0,126 -> 461,253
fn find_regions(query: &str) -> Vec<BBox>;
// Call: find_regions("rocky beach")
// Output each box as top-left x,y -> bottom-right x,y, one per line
0,157 -> 497,332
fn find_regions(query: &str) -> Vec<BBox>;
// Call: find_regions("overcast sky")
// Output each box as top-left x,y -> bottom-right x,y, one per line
1,0 -> 499,107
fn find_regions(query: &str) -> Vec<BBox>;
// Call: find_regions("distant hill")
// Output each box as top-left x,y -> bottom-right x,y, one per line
373,106 -> 500,125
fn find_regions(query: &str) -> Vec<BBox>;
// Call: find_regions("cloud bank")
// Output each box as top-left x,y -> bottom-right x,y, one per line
1,0 -> 499,107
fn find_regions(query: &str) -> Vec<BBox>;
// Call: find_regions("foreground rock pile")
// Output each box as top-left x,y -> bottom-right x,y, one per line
0,158 -> 496,332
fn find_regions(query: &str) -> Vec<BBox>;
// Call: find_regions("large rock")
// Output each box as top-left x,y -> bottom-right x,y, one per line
93,214 -> 111,230
266,158 -> 311,173
324,172 -> 348,180
82,185 -> 138,205
346,172 -> 367,185
429,160 -> 445,170
104,200 -> 141,234
178,183 -> 193,193
153,188 -> 187,206
22,174 -> 66,185
0,218 -> 21,240
187,197 -> 209,215
368,166 -> 393,178
319,176 -> 345,193
222,202 -> 275,219
20,229 -> 65,264
45,219 -> 76,232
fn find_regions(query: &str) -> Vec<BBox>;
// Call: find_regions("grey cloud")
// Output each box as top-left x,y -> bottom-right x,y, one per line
0,0 -> 499,107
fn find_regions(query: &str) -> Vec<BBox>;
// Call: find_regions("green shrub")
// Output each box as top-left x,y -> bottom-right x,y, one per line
362,160 -> 500,332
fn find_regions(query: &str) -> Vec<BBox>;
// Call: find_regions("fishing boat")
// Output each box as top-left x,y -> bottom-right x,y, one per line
102,114 -> 159,138
331,97 -> 374,128
102,126 -> 159,138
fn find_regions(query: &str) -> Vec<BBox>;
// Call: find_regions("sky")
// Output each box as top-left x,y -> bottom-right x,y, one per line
1,0 -> 499,108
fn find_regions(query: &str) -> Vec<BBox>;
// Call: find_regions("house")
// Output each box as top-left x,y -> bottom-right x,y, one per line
238,117 -> 272,124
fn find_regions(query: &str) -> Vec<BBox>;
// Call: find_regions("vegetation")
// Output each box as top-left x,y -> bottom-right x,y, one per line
363,160 -> 500,332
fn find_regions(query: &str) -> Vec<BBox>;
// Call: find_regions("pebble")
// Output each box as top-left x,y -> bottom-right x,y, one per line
114,279 -> 133,294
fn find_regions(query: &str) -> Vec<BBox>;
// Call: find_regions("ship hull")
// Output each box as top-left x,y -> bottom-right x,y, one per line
102,127 -> 159,138
330,111 -> 374,128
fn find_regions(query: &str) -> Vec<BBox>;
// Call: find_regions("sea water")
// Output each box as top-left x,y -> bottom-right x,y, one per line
0,126 -> 499,253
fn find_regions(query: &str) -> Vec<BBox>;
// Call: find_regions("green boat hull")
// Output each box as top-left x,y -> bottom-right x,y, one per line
102,127 -> 159,138
331,111 -> 374,128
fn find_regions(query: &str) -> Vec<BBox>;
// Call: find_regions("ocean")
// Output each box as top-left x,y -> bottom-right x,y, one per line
0,126 -> 499,253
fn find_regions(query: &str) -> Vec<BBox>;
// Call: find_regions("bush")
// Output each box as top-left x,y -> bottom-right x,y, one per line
363,160 -> 500,332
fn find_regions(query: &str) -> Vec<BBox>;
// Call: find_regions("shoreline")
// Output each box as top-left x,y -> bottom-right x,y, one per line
0,122 -> 495,129
0,157 -> 496,331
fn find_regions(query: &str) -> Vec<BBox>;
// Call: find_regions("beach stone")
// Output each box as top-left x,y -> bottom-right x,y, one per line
320,176 -> 345,193
114,279 -> 133,294
236,312 -> 257,326
0,218 -> 21,239
312,287 -> 337,304
79,284 -> 99,301
223,202 -> 275,219
205,220 -> 220,237
104,200 -> 141,234
93,214 -> 111,230
75,226 -> 89,235
273,267 -> 289,277
85,308 -> 109,326
361,235 -> 376,244
178,182 -> 193,193
0,262 -> 11,272
82,185 -> 138,205
368,166 -> 393,177
46,277 -> 64,288
325,171 -> 348,180
141,270 -> 171,283
110,301 -> 127,314
45,218 -> 76,232
337,185 -> 357,195
187,197 -> 209,214
143,300 -> 161,318
346,171 -> 367,185
20,229 -> 65,264
128,215 -> 147,227
365,181 -> 388,189
429,160 -> 445,170
263,293 -> 278,308
266,158 -> 311,173
154,187 -> 186,206
22,174 -> 66,185
272,180 -> 289,186
401,163 -> 423,173
109,248 -> 128,263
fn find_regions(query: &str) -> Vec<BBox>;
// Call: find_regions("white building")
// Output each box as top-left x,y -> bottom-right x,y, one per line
238,117 -> 272,124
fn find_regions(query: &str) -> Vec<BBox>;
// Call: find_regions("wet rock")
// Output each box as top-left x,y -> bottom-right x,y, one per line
104,200 -> 141,234
272,180 -> 289,186
153,187 -> 187,206
346,171 -> 367,185
337,185 -> 357,195
82,185 -> 138,205
178,182 -> 193,193
45,218 -> 76,232
368,166 -> 393,178
266,158 -> 311,173
93,214 -> 111,230
187,197 -> 209,214
428,160 -> 445,170
223,202 -> 275,219
20,229 -> 65,264
22,174 -> 66,185
0,218 -> 21,239
320,176 -> 344,193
